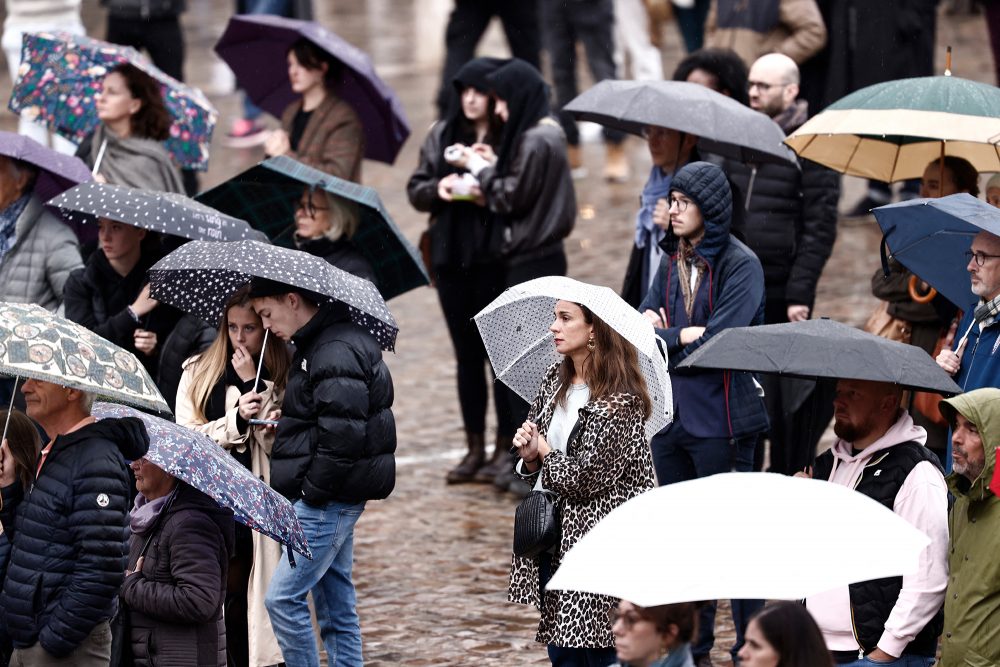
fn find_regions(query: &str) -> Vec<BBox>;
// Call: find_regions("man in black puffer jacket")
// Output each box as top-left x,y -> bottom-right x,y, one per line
0,379 -> 149,665
248,279 -> 395,667
723,53 -> 840,474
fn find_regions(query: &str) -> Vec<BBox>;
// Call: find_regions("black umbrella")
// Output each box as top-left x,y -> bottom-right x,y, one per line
48,182 -> 266,242
194,155 -> 429,299
148,240 -> 398,351
563,80 -> 798,167
675,319 -> 961,395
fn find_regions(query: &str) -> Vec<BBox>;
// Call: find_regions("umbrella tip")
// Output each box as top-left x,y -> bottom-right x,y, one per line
944,45 -> 952,76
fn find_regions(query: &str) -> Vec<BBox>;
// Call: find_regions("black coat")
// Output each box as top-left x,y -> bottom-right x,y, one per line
0,418 -> 149,657
295,235 -> 377,286
63,248 -> 181,379
157,314 -> 216,414
121,482 -> 234,667
272,303 -> 396,505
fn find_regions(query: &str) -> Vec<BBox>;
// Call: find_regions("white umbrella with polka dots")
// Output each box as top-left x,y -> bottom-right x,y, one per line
148,240 -> 398,351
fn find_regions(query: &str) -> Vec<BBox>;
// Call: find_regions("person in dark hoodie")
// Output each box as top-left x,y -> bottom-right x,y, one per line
248,280 -> 395,667
121,459 -> 234,667
0,379 -> 149,665
408,56 -> 513,485
446,58 -> 577,491
638,161 -> 768,665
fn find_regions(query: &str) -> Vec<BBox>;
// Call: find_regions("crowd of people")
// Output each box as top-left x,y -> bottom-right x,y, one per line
0,1 -> 998,667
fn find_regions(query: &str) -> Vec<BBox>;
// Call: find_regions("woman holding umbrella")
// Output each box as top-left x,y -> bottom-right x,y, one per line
77,63 -> 184,194
509,299 -> 656,665
292,187 -> 376,284
264,38 -> 364,182
407,56 -> 511,485
175,287 -> 290,667
122,457 -> 234,666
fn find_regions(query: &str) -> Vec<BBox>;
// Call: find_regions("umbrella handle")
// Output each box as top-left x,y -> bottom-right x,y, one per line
908,275 -> 937,304
253,329 -> 269,394
0,376 -> 19,449
92,138 -> 108,176
879,237 -> 891,278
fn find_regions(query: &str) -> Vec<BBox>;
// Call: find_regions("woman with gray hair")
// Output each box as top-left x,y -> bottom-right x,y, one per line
291,186 -> 376,286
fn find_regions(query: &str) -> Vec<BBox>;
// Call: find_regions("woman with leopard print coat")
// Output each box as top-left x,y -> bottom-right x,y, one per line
509,300 -> 657,665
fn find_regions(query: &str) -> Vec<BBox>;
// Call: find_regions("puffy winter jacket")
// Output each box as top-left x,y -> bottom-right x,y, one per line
0,195 -> 82,312
121,482 -> 234,667
272,302 -> 396,505
0,418 -> 149,657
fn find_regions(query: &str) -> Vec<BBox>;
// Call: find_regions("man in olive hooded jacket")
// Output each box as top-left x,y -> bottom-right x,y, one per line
938,387 -> 1000,667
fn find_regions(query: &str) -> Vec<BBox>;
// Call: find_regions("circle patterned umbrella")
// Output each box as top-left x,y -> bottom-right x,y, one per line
49,181 -> 266,242
148,240 -> 398,351
8,31 -> 217,170
0,301 -> 169,413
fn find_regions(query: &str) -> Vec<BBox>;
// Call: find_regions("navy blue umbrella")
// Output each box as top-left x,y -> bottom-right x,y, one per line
873,193 -> 1000,309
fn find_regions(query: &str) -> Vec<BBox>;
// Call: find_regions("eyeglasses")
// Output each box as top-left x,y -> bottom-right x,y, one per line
295,200 -> 330,217
747,80 -> 786,93
609,607 -> 645,630
964,249 -> 1000,266
668,196 -> 691,212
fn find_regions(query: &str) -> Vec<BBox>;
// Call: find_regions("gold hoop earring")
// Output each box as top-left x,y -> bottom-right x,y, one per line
587,336 -> 596,352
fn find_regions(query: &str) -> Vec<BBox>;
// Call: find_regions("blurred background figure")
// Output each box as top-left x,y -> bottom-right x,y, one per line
703,0 -> 827,67
737,602 -> 834,667
609,600 -> 699,667
614,0 -> 664,82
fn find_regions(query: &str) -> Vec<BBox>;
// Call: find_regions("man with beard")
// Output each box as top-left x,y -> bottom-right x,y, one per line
802,379 -> 948,666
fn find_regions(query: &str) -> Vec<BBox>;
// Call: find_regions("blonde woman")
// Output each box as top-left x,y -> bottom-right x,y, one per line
292,187 -> 375,286
175,287 -> 291,667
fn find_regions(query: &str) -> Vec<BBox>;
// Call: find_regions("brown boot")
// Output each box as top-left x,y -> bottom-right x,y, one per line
474,433 -> 513,483
567,144 -> 588,180
446,432 -> 486,484
603,142 -> 630,183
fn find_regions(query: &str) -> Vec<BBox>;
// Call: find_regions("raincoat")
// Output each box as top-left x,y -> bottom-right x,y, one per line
939,389 -> 1000,667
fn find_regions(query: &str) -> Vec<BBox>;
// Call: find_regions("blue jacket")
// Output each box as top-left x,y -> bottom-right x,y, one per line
639,162 -> 768,439
953,306 -> 1000,393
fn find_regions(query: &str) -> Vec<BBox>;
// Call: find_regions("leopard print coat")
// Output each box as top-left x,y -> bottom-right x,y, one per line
508,363 -> 656,648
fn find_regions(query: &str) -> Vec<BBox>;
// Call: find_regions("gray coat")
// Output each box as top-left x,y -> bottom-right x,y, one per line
0,195 -> 82,311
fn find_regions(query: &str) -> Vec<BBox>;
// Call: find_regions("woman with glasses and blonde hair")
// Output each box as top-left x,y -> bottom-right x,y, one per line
292,187 -> 376,287
175,286 -> 291,667
609,600 -> 698,667
509,298 -> 656,666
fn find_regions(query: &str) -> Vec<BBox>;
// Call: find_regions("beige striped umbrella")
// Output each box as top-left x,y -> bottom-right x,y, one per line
785,75 -> 1000,182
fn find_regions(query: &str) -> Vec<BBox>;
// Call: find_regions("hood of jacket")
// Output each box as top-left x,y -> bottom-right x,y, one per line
660,161 -> 733,266
824,410 -> 926,487
60,415 -> 150,461
941,388 -> 1000,502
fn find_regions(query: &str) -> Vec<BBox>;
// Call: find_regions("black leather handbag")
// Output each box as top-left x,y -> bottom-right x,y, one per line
513,490 -> 560,558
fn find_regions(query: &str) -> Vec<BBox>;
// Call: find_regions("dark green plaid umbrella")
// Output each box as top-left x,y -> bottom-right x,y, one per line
194,155 -> 429,300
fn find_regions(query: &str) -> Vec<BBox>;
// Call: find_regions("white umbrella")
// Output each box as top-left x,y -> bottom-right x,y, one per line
546,472 -> 931,607
474,276 -> 671,440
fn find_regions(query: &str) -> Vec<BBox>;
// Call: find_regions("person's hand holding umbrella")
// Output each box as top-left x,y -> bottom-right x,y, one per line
513,420 -> 543,473
130,284 -> 160,357
264,129 -> 292,159
936,319 -> 964,376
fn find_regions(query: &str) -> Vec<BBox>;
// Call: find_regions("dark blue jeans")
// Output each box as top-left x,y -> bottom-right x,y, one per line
650,419 -> 761,661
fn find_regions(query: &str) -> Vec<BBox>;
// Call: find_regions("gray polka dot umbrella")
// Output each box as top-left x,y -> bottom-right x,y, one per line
148,240 -> 398,351
474,276 -> 672,440
47,181 -> 267,242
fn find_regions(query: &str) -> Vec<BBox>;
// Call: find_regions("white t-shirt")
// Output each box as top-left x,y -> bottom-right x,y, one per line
533,383 -> 590,492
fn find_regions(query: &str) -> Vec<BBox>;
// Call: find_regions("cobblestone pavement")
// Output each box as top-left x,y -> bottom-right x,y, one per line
0,2 -> 995,664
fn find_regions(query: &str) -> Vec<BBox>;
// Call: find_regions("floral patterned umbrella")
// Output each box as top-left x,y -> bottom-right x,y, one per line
8,31 -> 217,170
92,402 -> 312,559
0,301 -> 169,414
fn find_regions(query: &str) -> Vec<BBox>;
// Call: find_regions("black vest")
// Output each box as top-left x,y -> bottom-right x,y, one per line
813,441 -> 944,657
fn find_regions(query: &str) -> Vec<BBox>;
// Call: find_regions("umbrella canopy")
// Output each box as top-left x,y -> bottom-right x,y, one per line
9,31 -> 217,170
546,472 -> 931,606
563,80 -> 798,167
148,240 -> 398,351
785,75 -> 1000,181
0,301 -> 169,413
474,276 -> 672,440
676,318 -> 962,395
0,131 -> 92,203
49,182 -> 267,243
92,402 -> 311,559
194,155 -> 429,298
214,15 -> 409,164
874,193 -> 1000,309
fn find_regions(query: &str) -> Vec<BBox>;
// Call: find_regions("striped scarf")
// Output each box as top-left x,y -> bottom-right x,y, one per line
676,237 -> 705,321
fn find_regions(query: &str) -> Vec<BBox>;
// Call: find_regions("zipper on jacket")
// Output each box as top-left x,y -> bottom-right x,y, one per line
849,603 -> 866,659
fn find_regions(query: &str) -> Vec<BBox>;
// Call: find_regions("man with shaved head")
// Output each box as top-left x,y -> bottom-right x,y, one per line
803,379 -> 948,666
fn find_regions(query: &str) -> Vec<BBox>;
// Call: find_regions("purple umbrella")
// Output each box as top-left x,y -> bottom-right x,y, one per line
214,14 -> 410,165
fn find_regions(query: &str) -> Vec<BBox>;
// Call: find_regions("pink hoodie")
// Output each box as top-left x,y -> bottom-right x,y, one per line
805,411 -> 949,658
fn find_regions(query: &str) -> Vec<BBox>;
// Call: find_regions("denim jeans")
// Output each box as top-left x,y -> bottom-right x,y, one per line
838,656 -> 935,667
265,499 -> 366,667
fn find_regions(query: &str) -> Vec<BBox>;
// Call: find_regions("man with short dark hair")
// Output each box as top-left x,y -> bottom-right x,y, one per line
249,281 -> 396,667
804,379 -> 948,666
937,388 -> 1000,667
0,379 -> 148,665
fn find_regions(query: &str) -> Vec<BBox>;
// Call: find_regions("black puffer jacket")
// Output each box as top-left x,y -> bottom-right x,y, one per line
0,418 -> 149,657
63,248 -> 181,378
720,105 -> 838,311
272,302 -> 396,505
121,482 -> 234,667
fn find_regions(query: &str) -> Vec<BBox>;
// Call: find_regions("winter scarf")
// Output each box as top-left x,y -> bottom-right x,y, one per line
86,124 -> 184,194
676,236 -> 705,320
635,166 -> 673,249
130,485 -> 178,536
975,292 -> 1000,330
0,193 -> 29,262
